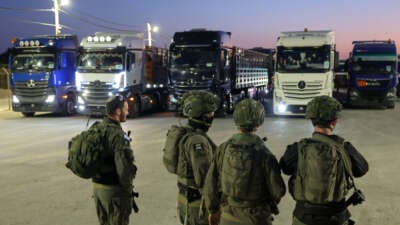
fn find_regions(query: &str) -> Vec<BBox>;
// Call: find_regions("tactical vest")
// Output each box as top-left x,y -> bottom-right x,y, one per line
293,133 -> 353,204
220,136 -> 270,205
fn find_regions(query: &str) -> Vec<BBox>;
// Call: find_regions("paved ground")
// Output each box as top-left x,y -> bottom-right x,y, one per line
0,89 -> 11,111
0,94 -> 399,225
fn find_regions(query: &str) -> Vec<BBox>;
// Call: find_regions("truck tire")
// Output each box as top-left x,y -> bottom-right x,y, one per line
62,96 -> 76,116
387,101 -> 395,109
129,100 -> 140,118
22,112 -> 35,117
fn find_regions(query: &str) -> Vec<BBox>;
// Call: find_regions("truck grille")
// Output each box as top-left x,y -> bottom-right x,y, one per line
282,81 -> 323,100
171,80 -> 212,99
80,81 -> 113,104
14,80 -> 49,97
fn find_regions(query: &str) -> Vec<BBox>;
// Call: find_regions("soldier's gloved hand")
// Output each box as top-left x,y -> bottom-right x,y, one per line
208,212 -> 220,225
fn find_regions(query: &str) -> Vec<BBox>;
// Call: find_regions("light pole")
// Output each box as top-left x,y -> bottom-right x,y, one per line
53,0 -> 69,36
146,22 -> 159,47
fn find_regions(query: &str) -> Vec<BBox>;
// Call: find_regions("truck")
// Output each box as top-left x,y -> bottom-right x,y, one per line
273,30 -> 338,115
8,35 -> 78,117
167,29 -> 269,114
345,40 -> 397,108
250,47 -> 276,97
75,32 -> 168,117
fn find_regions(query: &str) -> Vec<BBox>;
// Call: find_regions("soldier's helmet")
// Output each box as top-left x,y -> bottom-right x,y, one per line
182,90 -> 220,118
306,95 -> 342,124
233,99 -> 265,131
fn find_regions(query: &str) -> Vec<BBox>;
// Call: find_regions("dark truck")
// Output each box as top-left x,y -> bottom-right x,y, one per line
344,40 -> 398,108
167,29 -> 269,114
9,35 -> 78,117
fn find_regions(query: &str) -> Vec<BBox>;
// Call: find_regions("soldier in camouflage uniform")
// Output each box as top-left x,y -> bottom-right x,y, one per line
92,95 -> 137,225
176,90 -> 220,225
279,95 -> 369,225
204,99 -> 286,225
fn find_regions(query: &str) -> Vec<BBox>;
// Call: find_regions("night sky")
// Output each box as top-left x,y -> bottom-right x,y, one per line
0,0 -> 399,58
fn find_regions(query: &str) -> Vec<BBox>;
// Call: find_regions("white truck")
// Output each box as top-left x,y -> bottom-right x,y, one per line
273,30 -> 338,115
75,32 -> 168,117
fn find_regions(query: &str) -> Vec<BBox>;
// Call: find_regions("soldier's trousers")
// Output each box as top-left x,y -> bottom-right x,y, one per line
292,216 -> 351,225
93,182 -> 132,225
220,205 -> 274,225
177,194 -> 208,225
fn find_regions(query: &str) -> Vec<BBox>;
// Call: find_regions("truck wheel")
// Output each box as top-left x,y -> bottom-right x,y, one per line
62,96 -> 76,116
129,101 -> 140,118
22,112 -> 35,117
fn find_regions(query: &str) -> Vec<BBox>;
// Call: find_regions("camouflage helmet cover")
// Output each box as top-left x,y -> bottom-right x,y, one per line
306,95 -> 342,122
233,99 -> 265,129
182,90 -> 220,118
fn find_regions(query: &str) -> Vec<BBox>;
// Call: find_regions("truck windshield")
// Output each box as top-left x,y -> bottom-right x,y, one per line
78,52 -> 124,72
11,54 -> 55,72
276,46 -> 331,73
350,60 -> 395,75
169,47 -> 217,69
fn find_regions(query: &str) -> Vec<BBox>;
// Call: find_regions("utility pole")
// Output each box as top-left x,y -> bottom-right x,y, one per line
53,0 -> 69,36
53,0 -> 61,36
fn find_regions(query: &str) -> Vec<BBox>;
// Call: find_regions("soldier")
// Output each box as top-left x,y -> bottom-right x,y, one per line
92,95 -> 137,225
279,95 -> 369,225
204,99 -> 286,225
175,90 -> 219,225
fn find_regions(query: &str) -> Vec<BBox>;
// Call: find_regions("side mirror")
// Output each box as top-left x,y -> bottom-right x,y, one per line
334,51 -> 339,69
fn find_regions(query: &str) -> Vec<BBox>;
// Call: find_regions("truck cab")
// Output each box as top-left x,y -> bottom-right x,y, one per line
168,29 -> 269,115
9,35 -> 78,117
76,32 -> 168,117
273,30 -> 337,115
347,40 -> 397,108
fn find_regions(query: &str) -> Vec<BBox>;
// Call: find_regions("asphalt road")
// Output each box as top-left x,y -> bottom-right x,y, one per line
0,101 -> 399,225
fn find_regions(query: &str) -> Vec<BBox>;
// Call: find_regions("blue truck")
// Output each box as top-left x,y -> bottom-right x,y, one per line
346,40 -> 398,108
9,35 -> 79,116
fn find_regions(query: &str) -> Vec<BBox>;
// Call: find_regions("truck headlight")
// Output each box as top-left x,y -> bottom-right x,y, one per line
45,95 -> 55,103
12,95 -> 20,103
277,103 -> 287,113
77,96 -> 85,104
169,94 -> 178,103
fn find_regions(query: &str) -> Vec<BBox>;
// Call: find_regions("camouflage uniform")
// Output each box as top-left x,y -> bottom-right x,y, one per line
204,99 -> 286,225
279,96 -> 369,225
92,116 -> 137,225
176,90 -> 219,225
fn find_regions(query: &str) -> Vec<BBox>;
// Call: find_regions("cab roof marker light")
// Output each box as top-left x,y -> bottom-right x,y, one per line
24,41 -> 29,46
19,41 -> 24,47
106,36 -> 112,42
99,36 -> 105,42
35,40 -> 40,46
87,36 -> 93,42
93,36 -> 99,42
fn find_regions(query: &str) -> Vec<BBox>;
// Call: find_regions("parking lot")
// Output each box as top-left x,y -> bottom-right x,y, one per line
0,94 -> 399,225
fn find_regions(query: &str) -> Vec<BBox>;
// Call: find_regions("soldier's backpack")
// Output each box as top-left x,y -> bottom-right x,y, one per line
292,135 -> 353,204
221,140 -> 268,201
66,121 -> 107,179
162,125 -> 190,174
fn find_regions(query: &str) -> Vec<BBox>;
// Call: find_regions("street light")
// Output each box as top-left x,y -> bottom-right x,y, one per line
146,22 -> 159,47
53,0 -> 69,36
